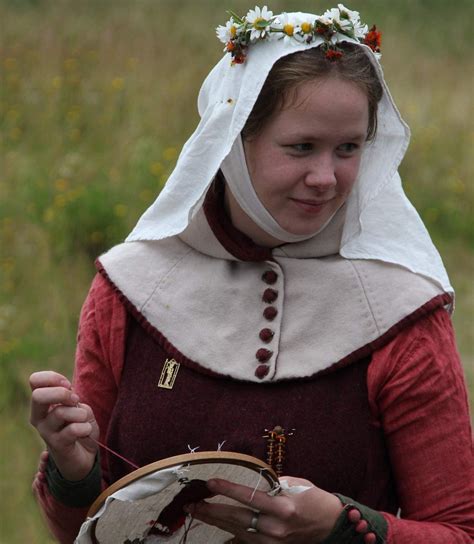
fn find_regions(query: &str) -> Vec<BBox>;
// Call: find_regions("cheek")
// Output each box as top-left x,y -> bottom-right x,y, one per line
250,154 -> 291,198
245,146 -> 277,193
337,158 -> 362,193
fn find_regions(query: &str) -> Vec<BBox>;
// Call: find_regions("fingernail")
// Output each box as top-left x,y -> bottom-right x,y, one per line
60,379 -> 71,389
71,393 -> 80,404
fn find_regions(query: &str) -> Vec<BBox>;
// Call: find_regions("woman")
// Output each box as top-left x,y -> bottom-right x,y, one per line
30,6 -> 473,543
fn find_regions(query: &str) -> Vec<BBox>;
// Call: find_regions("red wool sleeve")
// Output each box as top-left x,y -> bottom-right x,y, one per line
33,273 -> 127,543
368,307 -> 474,542
34,275 -> 473,543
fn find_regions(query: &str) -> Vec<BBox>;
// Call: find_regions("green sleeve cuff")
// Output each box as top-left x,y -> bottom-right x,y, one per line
45,453 -> 102,508
320,494 -> 388,544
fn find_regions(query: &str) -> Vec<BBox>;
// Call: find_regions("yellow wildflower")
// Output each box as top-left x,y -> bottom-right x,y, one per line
163,147 -> 178,161
111,77 -> 124,91
114,204 -> 128,218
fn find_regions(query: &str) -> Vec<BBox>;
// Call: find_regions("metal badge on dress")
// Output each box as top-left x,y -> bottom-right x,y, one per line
158,358 -> 180,389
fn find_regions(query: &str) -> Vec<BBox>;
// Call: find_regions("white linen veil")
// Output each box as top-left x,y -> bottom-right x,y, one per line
125,12 -> 452,295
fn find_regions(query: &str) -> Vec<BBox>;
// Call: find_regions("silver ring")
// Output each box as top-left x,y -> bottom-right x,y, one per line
246,511 -> 259,533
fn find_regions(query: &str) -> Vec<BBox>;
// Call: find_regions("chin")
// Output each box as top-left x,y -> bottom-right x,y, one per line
284,219 -> 329,236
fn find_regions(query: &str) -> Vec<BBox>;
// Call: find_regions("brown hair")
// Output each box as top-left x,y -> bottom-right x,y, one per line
242,43 -> 383,141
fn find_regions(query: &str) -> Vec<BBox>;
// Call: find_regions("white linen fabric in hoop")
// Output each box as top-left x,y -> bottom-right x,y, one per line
126,11 -> 452,294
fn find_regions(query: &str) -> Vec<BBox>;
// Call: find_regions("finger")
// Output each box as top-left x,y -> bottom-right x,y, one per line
76,402 -> 96,423
37,451 -> 49,472
37,405 -> 89,434
32,477 -> 42,494
190,501 -> 256,529
186,501 -> 255,542
47,422 -> 93,451
279,476 -> 314,488
59,421 -> 93,440
207,479 -> 284,515
39,450 -> 49,463
29,371 -> 71,391
46,403 -> 99,452
189,502 -> 265,543
190,502 -> 283,542
30,387 -> 79,425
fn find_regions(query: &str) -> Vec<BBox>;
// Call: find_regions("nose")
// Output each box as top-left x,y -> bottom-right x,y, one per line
304,153 -> 337,191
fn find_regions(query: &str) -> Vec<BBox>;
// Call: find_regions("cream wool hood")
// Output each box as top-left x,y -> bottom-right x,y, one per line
100,11 -> 452,382
100,204 -> 447,382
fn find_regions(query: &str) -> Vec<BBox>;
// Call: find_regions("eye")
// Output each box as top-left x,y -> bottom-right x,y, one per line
288,143 -> 313,153
337,143 -> 360,156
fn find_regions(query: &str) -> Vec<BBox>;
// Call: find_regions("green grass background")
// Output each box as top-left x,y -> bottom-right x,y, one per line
1,0 -> 472,541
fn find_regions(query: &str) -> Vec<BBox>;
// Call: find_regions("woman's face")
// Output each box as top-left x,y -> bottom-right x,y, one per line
238,76 -> 369,245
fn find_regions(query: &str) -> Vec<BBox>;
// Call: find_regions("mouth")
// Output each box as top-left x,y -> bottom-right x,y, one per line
290,197 -> 334,213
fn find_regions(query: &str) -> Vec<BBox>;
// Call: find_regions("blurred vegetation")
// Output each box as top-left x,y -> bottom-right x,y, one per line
0,0 -> 472,541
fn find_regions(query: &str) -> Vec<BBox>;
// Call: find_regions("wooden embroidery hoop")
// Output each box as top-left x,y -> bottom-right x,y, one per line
85,451 -> 280,544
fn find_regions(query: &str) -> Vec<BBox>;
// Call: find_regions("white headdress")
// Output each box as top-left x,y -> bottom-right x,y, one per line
126,6 -> 452,294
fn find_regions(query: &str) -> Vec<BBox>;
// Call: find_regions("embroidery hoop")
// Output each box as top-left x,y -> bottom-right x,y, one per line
77,451 -> 280,543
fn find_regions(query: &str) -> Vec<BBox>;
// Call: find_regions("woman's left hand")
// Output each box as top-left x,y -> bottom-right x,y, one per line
185,476 -> 343,543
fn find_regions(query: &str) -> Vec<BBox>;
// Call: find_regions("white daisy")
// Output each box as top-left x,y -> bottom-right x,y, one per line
216,19 -> 239,44
316,16 -> 333,27
353,21 -> 368,39
323,7 -> 352,32
338,4 -> 368,38
294,17 -> 316,43
324,4 -> 368,39
323,8 -> 338,20
245,5 -> 274,41
275,12 -> 299,44
337,4 -> 361,23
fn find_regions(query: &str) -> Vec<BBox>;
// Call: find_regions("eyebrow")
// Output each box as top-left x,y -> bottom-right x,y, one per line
282,132 -> 367,142
345,133 -> 367,141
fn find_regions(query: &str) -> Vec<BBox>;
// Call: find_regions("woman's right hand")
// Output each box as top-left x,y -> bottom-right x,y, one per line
29,370 -> 99,481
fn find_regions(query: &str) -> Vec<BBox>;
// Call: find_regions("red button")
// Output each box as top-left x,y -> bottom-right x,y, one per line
259,328 -> 274,343
255,365 -> 270,379
256,348 -> 272,362
262,288 -> 278,303
263,307 -> 278,320
262,270 -> 277,284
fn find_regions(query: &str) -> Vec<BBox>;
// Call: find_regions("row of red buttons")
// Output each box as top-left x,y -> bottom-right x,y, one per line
255,270 -> 279,379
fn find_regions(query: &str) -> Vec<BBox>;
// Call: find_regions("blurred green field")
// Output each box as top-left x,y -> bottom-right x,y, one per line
1,0 -> 473,542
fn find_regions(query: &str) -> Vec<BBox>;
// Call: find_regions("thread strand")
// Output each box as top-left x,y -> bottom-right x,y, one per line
91,437 -> 140,470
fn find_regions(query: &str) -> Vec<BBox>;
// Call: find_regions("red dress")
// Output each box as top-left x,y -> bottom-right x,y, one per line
33,271 -> 474,543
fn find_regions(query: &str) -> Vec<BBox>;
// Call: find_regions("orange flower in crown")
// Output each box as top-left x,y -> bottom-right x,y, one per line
364,25 -> 382,54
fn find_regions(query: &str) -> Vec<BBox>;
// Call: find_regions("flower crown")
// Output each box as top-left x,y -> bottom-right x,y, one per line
216,4 -> 381,65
